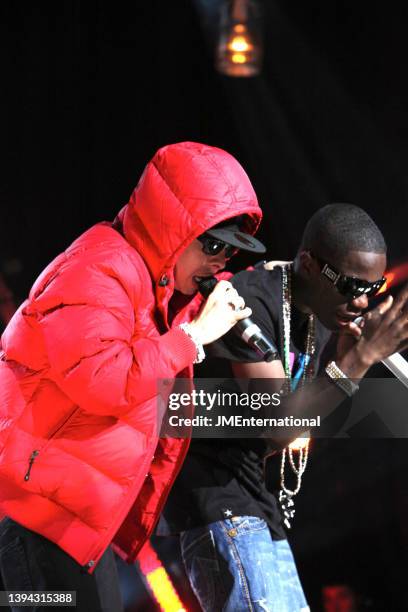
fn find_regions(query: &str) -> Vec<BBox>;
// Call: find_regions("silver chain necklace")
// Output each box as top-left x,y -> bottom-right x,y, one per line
279,263 -> 315,529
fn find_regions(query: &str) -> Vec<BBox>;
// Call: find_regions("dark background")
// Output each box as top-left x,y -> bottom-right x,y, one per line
1,1 -> 407,609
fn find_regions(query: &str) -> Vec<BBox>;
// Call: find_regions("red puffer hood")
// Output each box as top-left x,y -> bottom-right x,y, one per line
119,142 -> 262,286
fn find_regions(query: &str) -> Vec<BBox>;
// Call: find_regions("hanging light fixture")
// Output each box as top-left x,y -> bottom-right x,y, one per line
216,0 -> 263,77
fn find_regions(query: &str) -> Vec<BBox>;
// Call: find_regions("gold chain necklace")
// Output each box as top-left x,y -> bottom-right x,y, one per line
279,263 -> 315,529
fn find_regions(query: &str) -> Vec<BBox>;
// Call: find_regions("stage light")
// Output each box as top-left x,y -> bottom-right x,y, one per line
377,276 -> 390,294
216,0 -> 263,77
378,262 -> 408,294
138,541 -> 186,612
145,567 -> 186,612
289,437 -> 310,451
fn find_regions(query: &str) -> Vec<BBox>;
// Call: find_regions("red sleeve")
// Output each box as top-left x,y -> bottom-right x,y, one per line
33,260 -> 196,416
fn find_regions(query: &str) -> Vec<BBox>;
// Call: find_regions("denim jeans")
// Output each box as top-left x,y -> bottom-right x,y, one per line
180,516 -> 310,612
0,517 -> 123,612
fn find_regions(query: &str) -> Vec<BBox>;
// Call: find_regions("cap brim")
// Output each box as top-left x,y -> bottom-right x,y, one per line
205,228 -> 266,253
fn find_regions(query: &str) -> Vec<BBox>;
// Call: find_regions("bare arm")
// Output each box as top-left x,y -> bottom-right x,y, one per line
232,357 -> 349,449
231,286 -> 408,449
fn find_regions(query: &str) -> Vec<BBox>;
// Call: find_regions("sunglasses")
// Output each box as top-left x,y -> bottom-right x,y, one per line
197,234 -> 239,259
311,252 -> 386,300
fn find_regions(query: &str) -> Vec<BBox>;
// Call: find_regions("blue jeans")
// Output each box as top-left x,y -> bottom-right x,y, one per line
180,516 -> 309,612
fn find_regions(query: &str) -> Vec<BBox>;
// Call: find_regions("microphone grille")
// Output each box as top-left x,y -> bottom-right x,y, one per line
197,277 -> 217,298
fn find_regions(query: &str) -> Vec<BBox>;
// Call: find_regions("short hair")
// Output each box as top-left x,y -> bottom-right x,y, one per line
300,203 -> 387,260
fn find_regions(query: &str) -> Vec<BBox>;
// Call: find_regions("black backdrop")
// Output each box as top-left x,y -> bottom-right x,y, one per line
2,1 -> 408,609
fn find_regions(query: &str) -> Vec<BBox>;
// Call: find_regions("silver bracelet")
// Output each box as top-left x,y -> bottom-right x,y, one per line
325,360 -> 359,397
178,323 -> 206,364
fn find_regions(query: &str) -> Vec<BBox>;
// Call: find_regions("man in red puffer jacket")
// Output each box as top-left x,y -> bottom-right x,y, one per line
0,142 -> 265,611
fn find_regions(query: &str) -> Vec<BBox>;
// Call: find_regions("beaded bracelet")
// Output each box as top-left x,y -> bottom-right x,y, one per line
179,323 -> 206,364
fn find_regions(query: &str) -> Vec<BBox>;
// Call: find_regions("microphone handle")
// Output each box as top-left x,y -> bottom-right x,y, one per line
382,353 -> 408,389
234,318 -> 278,362
354,317 -> 408,388
197,277 -> 278,362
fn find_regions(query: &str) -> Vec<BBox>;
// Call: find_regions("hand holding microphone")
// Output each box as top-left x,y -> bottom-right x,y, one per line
337,281 -> 408,384
355,282 -> 408,362
358,283 -> 408,387
195,277 -> 279,362
188,280 -> 252,347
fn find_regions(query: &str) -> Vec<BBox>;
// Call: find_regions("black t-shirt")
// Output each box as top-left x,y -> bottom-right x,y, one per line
157,267 -> 332,539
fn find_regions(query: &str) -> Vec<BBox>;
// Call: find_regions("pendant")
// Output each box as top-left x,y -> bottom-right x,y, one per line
279,490 -> 296,529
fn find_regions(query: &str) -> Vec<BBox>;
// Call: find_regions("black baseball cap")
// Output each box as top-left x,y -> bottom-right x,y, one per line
204,217 -> 266,254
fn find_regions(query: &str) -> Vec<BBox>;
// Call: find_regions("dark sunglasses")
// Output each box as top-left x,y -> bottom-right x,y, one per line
197,234 -> 239,259
311,252 -> 386,300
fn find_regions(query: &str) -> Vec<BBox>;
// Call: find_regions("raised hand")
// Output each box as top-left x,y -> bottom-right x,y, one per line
357,283 -> 408,365
336,294 -> 394,362
337,283 -> 408,377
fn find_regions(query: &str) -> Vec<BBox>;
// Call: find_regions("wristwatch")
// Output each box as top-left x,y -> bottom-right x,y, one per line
325,361 -> 359,397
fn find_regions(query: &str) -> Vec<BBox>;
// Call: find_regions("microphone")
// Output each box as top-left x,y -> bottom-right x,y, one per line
354,316 -> 408,389
198,277 -> 279,362
382,353 -> 408,388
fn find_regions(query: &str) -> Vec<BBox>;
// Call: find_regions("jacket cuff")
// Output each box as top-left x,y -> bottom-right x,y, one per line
161,327 -> 198,371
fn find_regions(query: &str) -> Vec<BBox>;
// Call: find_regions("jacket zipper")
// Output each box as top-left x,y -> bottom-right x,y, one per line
85,368 -> 195,570
83,440 -> 158,570
134,368 -> 195,551
82,368 -> 194,571
23,408 -> 79,482
24,450 -> 39,481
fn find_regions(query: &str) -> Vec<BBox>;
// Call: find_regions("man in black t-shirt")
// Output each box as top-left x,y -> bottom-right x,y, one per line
159,204 -> 408,612
158,266 -> 331,537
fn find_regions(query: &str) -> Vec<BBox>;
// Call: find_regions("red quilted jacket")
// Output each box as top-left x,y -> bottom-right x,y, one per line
0,142 -> 262,571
